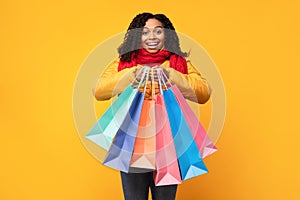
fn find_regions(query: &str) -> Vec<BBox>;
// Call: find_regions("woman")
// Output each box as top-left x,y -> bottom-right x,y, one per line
93,12 -> 211,200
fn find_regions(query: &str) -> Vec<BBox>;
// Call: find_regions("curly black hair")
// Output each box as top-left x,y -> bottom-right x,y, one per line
118,12 -> 188,62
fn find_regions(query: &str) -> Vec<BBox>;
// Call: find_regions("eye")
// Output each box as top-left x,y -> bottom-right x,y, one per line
155,28 -> 163,35
142,29 -> 149,36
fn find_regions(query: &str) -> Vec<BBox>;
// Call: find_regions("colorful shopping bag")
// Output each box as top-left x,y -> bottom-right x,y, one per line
85,85 -> 137,150
102,91 -> 145,172
103,68 -> 150,172
85,68 -> 147,150
171,85 -> 217,158
154,94 -> 182,186
163,87 -> 208,180
130,70 -> 157,170
130,99 -> 156,169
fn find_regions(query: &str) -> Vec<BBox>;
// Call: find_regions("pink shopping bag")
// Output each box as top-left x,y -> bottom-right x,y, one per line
153,94 -> 182,186
171,85 -> 217,158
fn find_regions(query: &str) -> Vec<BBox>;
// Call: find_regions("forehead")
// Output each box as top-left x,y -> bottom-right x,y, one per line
144,18 -> 163,28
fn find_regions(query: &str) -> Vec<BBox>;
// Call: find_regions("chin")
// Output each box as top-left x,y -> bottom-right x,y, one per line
145,48 -> 160,53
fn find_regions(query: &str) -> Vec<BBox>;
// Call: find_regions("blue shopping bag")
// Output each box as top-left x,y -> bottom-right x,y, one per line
163,88 -> 208,180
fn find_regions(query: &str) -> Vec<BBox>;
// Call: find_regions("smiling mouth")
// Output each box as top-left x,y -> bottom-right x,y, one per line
146,41 -> 160,48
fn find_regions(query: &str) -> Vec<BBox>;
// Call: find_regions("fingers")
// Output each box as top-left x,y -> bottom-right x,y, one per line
132,65 -> 171,89
159,66 -> 170,79
139,82 -> 161,100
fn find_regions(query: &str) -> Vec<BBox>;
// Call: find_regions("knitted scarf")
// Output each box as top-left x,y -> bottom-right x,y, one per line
118,48 -> 188,74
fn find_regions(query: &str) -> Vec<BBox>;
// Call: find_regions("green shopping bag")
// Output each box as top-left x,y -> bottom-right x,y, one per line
85,68 -> 148,150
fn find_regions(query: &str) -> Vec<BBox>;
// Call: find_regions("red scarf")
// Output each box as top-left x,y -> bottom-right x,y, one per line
118,48 -> 188,74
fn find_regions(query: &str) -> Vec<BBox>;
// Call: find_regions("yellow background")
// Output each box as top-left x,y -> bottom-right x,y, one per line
1,0 -> 299,199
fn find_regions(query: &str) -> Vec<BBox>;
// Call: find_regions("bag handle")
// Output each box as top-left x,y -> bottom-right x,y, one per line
142,67 -> 150,93
156,68 -> 164,95
157,67 -> 172,92
160,68 -> 172,88
151,68 -> 155,99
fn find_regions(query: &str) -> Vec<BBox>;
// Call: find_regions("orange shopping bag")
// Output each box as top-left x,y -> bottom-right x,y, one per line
130,70 -> 157,169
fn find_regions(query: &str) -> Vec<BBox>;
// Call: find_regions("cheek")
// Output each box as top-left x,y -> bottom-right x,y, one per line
141,35 -> 147,43
158,34 -> 165,42
159,36 -> 165,46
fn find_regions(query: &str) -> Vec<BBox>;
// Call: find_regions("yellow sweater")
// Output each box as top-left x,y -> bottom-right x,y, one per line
93,59 -> 211,104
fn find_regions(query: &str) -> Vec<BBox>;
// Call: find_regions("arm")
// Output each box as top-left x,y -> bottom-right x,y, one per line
162,60 -> 211,104
93,59 -> 137,101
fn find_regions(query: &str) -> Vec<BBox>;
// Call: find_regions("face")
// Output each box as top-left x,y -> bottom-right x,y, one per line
141,18 -> 165,53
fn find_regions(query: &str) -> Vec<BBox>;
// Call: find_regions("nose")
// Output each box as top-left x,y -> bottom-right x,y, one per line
148,30 -> 156,39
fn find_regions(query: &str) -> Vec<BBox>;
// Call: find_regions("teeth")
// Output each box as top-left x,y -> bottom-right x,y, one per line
147,42 -> 159,46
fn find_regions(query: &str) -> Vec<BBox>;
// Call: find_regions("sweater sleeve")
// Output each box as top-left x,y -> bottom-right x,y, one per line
163,60 -> 211,104
93,59 -> 137,101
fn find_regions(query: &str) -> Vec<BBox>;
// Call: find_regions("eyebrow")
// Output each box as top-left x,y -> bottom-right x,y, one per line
143,26 -> 163,29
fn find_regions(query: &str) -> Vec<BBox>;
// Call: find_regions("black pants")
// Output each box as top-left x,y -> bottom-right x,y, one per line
120,171 -> 178,200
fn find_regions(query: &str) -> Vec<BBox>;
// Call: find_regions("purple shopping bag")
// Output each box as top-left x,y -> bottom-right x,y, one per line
102,91 -> 145,172
102,67 -> 150,172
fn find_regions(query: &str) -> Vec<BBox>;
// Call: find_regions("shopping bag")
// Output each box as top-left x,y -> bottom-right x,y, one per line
163,88 -> 208,180
102,68 -> 149,172
154,67 -> 209,181
129,99 -> 156,169
130,69 -> 157,169
85,68 -> 147,150
154,94 -> 182,186
155,68 -> 208,180
102,91 -> 144,172
85,85 -> 137,150
171,85 -> 217,158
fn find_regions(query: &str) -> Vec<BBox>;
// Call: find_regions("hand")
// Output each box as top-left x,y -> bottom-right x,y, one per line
155,66 -> 172,87
148,66 -> 160,82
159,66 -> 170,79
132,66 -> 146,87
